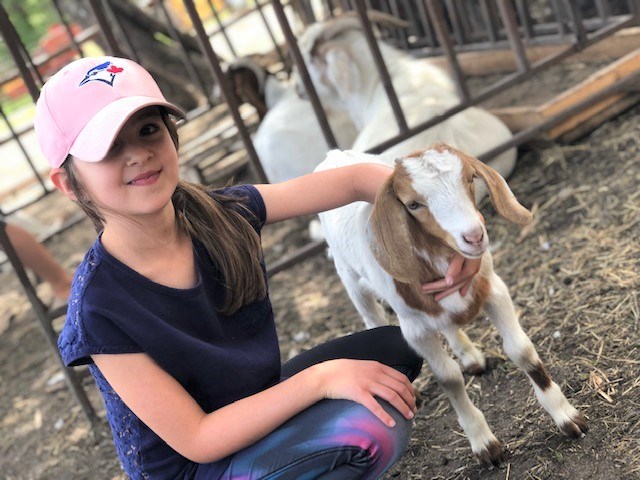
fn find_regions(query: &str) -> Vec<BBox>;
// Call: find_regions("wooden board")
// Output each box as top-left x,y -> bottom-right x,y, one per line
489,48 -> 640,141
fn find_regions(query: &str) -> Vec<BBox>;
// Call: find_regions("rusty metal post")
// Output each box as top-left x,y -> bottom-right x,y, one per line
51,0 -> 85,57
206,0 -> 238,58
352,0 -> 409,132
497,0 -> 530,73
182,0 -> 269,183
157,0 -> 212,105
0,4 -> 41,102
87,0 -> 126,57
269,0 -> 339,149
425,0 -> 470,102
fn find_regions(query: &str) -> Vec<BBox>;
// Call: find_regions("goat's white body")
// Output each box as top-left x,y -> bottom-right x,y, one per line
316,148 -> 587,464
253,77 -> 358,183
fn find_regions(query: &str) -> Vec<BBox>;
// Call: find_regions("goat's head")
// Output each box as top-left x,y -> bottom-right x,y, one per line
226,57 -> 269,120
294,12 -> 409,106
370,143 -> 532,284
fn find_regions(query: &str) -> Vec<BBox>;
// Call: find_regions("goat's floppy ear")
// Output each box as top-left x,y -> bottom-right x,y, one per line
468,156 -> 533,225
370,176 -> 424,285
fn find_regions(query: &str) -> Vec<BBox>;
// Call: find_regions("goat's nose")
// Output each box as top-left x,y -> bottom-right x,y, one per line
463,227 -> 484,245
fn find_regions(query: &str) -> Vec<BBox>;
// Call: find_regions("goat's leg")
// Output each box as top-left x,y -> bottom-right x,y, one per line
484,273 -> 588,437
401,325 -> 503,465
442,327 -> 486,375
335,265 -> 387,329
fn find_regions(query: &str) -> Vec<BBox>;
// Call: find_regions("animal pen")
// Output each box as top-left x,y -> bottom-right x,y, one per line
0,0 -> 639,433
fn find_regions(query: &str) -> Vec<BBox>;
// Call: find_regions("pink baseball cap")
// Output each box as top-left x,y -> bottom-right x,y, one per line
35,56 -> 184,168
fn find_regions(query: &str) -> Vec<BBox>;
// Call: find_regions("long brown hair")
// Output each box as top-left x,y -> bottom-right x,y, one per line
62,109 -> 266,314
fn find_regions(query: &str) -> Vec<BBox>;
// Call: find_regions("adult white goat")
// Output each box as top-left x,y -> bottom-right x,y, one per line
296,16 -> 517,199
226,57 -> 357,182
314,144 -> 588,465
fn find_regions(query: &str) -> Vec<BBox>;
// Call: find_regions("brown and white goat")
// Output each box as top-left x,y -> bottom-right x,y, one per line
315,144 -> 588,465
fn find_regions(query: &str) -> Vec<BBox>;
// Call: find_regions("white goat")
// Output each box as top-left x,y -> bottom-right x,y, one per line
296,16 -> 517,199
315,144 -> 588,465
227,57 -> 357,183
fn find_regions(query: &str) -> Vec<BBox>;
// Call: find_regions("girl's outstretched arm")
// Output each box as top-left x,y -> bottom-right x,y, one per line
255,163 -> 392,224
93,352 -> 416,464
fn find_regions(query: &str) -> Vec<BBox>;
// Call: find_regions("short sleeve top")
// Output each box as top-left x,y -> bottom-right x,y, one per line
58,185 -> 280,480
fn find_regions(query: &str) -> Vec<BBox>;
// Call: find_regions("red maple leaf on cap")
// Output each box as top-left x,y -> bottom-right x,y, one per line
107,65 -> 123,73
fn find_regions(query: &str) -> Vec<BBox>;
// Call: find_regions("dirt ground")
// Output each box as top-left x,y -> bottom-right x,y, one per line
1,98 -> 639,479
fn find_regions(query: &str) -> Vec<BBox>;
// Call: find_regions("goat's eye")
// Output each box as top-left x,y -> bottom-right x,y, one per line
407,201 -> 421,210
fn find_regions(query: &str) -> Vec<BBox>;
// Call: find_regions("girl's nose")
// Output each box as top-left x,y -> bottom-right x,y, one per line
126,145 -> 153,166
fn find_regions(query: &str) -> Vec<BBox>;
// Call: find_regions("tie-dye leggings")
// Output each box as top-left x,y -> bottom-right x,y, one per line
198,325 -> 423,479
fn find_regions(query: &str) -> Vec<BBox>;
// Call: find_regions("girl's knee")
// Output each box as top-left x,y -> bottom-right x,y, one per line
327,399 -> 412,476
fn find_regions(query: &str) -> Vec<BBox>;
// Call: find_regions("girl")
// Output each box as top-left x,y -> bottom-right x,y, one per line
35,57 -> 480,479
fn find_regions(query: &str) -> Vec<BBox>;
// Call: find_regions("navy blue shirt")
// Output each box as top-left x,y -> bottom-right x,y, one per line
58,185 -> 280,479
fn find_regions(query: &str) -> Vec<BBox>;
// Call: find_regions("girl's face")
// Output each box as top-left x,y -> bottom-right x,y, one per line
66,107 -> 180,223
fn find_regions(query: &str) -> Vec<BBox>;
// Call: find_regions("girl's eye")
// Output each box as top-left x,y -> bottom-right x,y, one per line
407,201 -> 421,210
140,123 -> 159,136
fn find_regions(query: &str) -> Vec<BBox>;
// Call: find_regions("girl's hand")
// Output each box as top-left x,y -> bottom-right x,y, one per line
312,359 -> 417,427
421,211 -> 485,301
420,253 -> 482,301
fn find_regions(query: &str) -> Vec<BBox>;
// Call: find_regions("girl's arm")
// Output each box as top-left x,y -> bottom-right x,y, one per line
93,352 -> 416,464
255,163 -> 481,299
255,163 -> 391,224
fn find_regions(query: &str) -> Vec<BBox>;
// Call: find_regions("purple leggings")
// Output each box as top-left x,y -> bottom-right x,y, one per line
196,326 -> 423,479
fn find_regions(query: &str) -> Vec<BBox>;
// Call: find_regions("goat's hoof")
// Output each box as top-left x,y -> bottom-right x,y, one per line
473,439 -> 505,467
559,412 -> 589,438
413,388 -> 424,410
464,362 -> 486,376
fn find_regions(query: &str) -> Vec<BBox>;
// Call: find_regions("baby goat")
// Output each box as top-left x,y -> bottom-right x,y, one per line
315,144 -> 588,465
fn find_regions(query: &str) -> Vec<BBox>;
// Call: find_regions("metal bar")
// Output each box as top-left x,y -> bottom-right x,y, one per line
562,0 -> 588,45
269,0 -> 339,149
352,0 -> 409,132
207,0 -> 238,58
497,0 -> 530,72
515,0 -> 534,40
478,70 -> 640,163
0,4 -> 40,102
444,0 -> 465,44
182,0 -> 269,183
266,240 -> 326,277
595,0 -> 612,21
157,0 -> 212,106
480,0 -> 498,43
415,0 -> 435,47
102,0 -> 140,62
0,105 -> 48,193
390,0 -> 410,50
0,224 -> 99,428
254,1 -> 287,68
551,0 -> 570,36
87,0 -> 125,56
425,0 -> 470,102
51,0 -> 85,57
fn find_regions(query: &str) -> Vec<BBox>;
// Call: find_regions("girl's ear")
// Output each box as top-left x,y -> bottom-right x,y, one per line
50,168 -> 78,201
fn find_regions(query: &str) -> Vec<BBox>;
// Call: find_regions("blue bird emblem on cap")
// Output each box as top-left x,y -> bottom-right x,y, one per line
79,61 -> 124,87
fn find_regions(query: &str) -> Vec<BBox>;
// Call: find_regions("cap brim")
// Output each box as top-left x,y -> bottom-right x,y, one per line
68,96 -> 184,163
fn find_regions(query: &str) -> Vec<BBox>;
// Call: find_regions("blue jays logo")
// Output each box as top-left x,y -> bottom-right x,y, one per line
79,61 -> 124,87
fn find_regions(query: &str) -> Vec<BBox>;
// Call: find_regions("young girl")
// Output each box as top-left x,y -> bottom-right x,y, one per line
35,57 -> 480,479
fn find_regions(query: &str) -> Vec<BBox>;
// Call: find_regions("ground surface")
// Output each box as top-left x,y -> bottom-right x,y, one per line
0,101 -> 638,479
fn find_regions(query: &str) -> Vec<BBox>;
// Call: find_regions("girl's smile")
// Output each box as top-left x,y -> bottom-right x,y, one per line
127,168 -> 162,186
